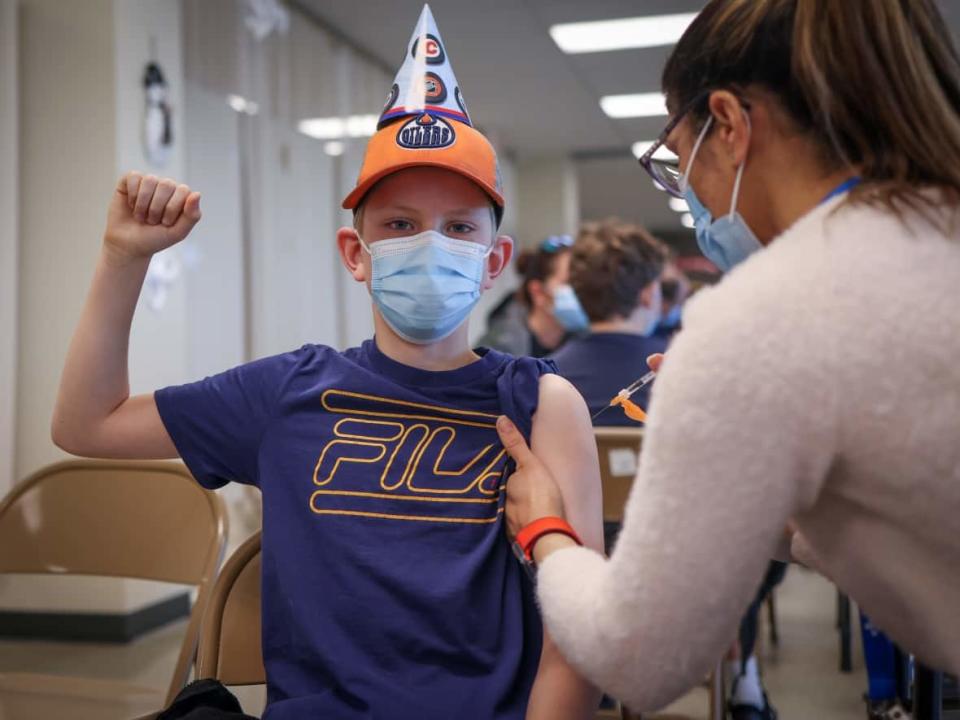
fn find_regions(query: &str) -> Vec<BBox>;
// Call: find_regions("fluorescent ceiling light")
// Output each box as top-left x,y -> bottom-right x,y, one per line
550,13 -> 698,54
600,93 -> 667,119
631,140 -> 676,161
297,114 -> 378,140
681,212 -> 695,229
669,197 -> 688,212
227,94 -> 259,115
323,141 -> 345,157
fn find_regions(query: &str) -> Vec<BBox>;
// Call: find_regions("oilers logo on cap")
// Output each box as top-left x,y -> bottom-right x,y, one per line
396,113 -> 456,150
379,4 -> 472,132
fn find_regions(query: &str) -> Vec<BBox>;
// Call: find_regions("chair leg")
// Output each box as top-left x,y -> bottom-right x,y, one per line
893,646 -> 912,709
915,664 -> 943,720
709,661 -> 726,720
766,591 -> 779,647
838,592 -> 853,673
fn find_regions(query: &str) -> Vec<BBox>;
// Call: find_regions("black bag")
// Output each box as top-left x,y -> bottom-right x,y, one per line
156,678 -> 259,720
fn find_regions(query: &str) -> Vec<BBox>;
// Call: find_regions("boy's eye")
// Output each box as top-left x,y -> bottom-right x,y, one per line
387,219 -> 415,232
447,222 -> 475,235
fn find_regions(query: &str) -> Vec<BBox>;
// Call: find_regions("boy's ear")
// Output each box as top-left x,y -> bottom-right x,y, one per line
637,281 -> 655,309
336,226 -> 367,282
483,234 -> 514,290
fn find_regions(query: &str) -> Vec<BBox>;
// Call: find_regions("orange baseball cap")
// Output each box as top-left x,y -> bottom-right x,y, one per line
341,5 -> 504,221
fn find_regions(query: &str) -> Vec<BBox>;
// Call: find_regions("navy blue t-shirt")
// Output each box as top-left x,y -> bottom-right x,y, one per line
155,340 -> 555,719
549,332 -> 668,427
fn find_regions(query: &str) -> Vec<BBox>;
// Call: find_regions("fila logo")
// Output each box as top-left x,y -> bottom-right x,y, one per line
396,113 -> 456,150
411,34 -> 445,65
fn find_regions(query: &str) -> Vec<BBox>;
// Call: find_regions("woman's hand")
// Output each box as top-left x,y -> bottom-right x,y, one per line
647,353 -> 664,372
496,415 -> 566,539
104,172 -> 201,264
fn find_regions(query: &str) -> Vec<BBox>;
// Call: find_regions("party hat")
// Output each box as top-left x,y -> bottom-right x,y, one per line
378,4 -> 471,129
342,4 -> 503,219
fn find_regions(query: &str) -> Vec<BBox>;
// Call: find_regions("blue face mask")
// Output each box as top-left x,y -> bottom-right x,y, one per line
361,230 -> 492,344
552,284 -> 590,333
682,115 -> 763,272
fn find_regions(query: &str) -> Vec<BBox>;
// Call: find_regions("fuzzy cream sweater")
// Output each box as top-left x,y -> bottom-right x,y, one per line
537,196 -> 960,710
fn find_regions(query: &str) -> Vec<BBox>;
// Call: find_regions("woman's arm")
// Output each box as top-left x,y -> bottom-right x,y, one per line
51,173 -> 201,458
502,283 -> 834,711
524,374 -> 604,720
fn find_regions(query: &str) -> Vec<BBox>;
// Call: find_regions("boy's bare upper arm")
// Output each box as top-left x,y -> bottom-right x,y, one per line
529,374 -> 604,553
55,392 -> 178,460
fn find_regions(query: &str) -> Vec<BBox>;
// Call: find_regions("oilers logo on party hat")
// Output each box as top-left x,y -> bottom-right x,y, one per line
342,4 -> 504,219
378,4 -> 472,130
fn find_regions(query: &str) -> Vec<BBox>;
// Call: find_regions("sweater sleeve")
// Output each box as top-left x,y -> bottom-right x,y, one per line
534,271 -> 836,710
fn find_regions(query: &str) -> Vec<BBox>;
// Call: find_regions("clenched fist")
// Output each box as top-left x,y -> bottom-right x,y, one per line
104,172 -> 202,261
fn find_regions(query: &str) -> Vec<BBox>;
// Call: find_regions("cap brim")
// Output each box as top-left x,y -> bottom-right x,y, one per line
342,159 -> 505,211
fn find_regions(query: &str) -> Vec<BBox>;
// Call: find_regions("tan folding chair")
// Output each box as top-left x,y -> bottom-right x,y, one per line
593,428 -> 724,720
0,459 -> 228,720
196,530 -> 265,686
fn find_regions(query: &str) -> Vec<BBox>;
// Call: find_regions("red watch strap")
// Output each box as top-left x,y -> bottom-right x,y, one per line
515,517 -> 582,562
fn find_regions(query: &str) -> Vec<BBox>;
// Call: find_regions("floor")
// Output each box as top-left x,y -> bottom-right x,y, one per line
0,567 -> 867,719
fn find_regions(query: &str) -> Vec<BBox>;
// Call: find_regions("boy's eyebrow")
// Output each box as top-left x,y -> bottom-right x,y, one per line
375,204 -> 489,217
377,204 -> 423,215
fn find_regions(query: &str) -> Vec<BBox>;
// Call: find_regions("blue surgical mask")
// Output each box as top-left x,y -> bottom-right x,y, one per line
552,284 -> 590,333
360,230 -> 492,344
639,281 -> 663,337
681,114 -> 762,272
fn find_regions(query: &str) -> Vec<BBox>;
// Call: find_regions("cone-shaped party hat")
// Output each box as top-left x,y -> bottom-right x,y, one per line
342,5 -> 503,219
378,4 -> 471,129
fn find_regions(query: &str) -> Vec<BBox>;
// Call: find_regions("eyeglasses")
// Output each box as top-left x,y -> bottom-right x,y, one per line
540,234 -> 574,253
638,90 -> 751,198
637,92 -> 708,199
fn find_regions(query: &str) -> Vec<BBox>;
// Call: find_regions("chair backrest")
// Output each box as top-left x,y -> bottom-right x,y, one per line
0,459 -> 228,705
594,427 -> 644,523
197,531 -> 265,686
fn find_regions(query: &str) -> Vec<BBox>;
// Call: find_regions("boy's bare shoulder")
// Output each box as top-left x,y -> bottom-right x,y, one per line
536,373 -> 586,411
532,373 -> 592,441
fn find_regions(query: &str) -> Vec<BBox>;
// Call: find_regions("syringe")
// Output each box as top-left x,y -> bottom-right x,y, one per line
591,370 -> 657,422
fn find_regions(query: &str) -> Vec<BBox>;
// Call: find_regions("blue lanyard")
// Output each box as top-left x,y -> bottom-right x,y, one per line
820,176 -> 861,205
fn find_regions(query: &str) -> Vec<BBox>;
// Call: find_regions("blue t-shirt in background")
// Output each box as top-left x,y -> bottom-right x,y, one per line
155,340 -> 555,719
549,332 -> 668,427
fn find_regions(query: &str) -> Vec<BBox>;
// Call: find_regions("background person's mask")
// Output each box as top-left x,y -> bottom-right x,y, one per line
552,284 -> 590,333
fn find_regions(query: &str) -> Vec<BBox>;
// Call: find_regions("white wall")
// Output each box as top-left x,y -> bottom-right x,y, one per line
0,0 -> 18,498
15,0 -> 116,482
515,155 -> 580,249
9,0 -> 128,614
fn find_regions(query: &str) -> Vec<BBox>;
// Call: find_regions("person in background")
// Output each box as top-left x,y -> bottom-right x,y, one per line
727,561 -> 787,720
480,235 -> 587,357
549,220 -> 668,424
860,613 -> 909,720
652,253 -> 690,340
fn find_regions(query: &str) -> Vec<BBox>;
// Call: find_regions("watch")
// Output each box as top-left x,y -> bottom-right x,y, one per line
511,517 -> 582,579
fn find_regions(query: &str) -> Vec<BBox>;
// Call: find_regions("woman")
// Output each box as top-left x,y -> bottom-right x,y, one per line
479,235 -> 587,357
496,0 -> 960,712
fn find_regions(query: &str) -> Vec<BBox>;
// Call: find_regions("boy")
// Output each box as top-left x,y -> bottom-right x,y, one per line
51,6 -> 602,719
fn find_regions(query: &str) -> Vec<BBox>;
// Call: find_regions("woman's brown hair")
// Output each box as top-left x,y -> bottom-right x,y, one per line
662,0 -> 960,219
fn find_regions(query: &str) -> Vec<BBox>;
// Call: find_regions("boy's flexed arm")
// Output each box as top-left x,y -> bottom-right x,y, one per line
51,172 -> 201,459
524,374 -> 604,719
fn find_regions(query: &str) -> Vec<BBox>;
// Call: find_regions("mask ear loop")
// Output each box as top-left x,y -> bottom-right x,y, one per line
728,110 -> 752,218
357,233 -> 373,255
679,114 -> 714,194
